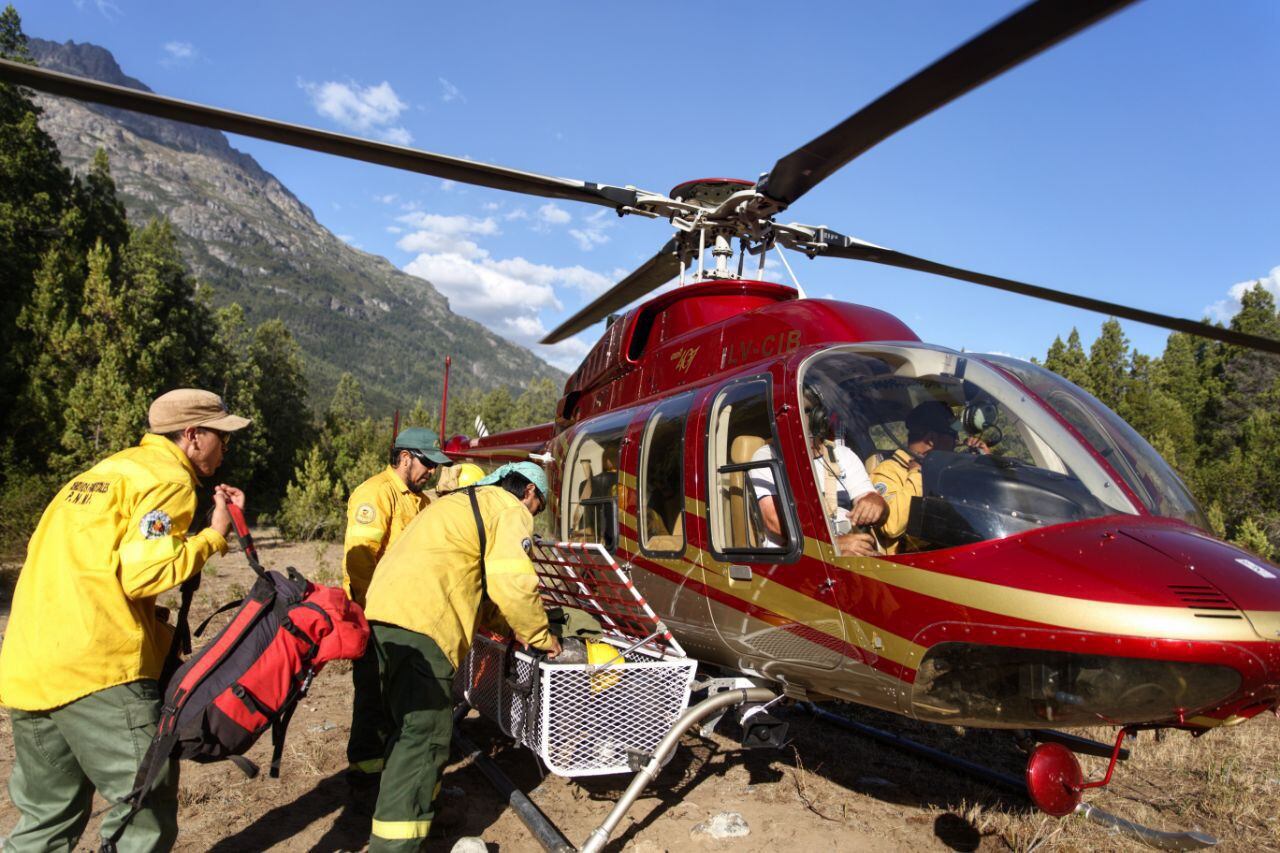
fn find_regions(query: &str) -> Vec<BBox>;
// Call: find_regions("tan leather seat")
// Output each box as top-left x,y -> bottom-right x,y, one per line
726,435 -> 766,548
645,513 -> 684,552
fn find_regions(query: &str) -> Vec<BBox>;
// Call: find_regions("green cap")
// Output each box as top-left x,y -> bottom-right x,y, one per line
477,461 -> 549,498
394,427 -> 452,465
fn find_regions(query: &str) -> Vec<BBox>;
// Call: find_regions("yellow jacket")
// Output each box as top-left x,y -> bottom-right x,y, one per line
342,466 -> 428,607
0,434 -> 227,711
364,487 -> 554,669
871,449 -> 922,555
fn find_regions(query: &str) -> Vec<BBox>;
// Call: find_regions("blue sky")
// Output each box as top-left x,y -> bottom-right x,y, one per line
23,1 -> 1279,373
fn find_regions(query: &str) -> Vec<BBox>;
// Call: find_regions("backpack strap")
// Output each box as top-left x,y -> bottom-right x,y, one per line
465,486 -> 489,601
159,574 -> 201,686
193,596 -> 244,638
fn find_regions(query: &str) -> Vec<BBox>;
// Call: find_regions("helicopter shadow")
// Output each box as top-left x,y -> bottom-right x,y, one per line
467,702 -> 1033,853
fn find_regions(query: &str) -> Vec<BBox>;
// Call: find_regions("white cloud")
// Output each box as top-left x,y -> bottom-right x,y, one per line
482,202 -> 501,211
537,203 -> 571,226
393,207 -> 624,371
538,336 -> 595,373
299,78 -> 411,144
439,77 -> 466,104
161,41 -> 197,66
385,225 -> 403,234
1204,265 -> 1280,323
373,193 -> 398,205
395,213 -> 499,259
404,253 -> 562,317
567,209 -> 614,251
504,208 -> 529,221
75,0 -> 121,18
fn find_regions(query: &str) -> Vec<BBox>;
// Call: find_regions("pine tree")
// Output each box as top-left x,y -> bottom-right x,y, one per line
1044,328 -> 1090,388
1231,517 -> 1274,561
249,318 -> 310,510
0,5 -> 75,431
1086,318 -> 1130,410
1210,284 -> 1280,449
278,445 -> 344,541
72,149 -> 129,264
58,242 -> 152,467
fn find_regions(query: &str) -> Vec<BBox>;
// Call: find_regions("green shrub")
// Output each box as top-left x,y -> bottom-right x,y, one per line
278,445 -> 344,542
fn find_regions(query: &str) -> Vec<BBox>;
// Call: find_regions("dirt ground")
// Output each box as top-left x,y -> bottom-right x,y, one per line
2,538 -> 1278,852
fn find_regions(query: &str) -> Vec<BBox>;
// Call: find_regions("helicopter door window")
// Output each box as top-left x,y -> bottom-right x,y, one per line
707,379 -> 798,560
563,412 -> 630,554
639,394 -> 692,556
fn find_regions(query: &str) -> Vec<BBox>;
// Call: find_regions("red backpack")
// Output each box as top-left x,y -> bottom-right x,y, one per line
104,506 -> 369,851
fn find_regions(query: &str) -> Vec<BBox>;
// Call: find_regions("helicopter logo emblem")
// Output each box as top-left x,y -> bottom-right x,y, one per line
670,346 -> 699,373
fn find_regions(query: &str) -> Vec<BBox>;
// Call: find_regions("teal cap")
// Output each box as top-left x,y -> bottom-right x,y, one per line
394,427 -> 452,465
477,461 -> 549,498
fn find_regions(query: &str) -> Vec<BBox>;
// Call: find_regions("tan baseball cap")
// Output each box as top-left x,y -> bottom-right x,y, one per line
148,389 -> 252,434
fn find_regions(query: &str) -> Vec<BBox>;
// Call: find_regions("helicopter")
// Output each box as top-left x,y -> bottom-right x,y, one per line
6,0 -> 1280,836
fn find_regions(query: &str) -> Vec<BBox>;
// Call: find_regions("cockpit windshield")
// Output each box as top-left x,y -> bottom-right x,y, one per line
800,345 -> 1139,553
981,355 -> 1207,529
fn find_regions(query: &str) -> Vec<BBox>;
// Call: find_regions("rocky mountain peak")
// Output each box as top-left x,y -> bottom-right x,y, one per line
26,37 -> 564,411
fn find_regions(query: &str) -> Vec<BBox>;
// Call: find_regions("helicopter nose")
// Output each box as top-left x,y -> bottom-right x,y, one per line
1122,526 -> 1280,644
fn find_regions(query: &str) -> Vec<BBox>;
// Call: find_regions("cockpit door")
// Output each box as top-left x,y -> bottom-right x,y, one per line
701,373 -> 846,670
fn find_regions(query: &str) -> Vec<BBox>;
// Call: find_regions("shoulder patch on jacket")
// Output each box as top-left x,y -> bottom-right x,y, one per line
140,509 -> 172,539
355,503 -> 377,525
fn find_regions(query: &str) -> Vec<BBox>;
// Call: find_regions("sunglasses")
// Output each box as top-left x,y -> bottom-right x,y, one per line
200,427 -> 230,450
408,450 -> 439,468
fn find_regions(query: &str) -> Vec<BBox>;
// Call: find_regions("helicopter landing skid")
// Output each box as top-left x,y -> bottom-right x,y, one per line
803,704 -> 1216,851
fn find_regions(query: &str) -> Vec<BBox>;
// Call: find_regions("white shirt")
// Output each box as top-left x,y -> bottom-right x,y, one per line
747,443 -> 875,547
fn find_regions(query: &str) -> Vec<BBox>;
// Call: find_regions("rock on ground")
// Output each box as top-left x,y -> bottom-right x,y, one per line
691,811 -> 750,840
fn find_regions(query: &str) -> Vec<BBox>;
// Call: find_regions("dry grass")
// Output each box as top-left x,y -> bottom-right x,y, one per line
2,538 -> 1279,851
912,718 -> 1280,851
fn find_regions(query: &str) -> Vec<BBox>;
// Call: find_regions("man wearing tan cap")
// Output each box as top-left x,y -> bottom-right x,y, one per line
0,388 -> 250,852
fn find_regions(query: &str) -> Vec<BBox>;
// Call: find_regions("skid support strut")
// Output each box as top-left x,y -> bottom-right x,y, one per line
578,687 -> 777,853
804,704 -> 1216,851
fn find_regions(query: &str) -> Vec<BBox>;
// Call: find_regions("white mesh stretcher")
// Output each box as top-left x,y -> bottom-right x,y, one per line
453,539 -> 698,777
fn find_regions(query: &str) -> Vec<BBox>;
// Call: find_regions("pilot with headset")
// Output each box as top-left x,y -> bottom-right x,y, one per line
750,387 -> 888,556
872,400 -> 990,554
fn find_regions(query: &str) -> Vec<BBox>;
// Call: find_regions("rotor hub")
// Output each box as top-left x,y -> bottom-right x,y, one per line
668,178 -> 755,209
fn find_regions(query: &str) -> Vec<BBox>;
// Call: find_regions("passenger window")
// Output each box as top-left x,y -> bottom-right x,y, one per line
707,379 -> 794,557
563,412 -> 629,553
639,394 -> 692,556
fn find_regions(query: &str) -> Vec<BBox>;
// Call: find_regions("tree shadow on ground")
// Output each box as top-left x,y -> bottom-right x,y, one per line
206,770 -> 369,853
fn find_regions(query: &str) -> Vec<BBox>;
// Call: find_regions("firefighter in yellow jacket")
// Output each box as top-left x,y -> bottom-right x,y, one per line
342,427 -> 452,784
872,400 -> 985,554
363,461 -> 561,851
0,389 -> 249,852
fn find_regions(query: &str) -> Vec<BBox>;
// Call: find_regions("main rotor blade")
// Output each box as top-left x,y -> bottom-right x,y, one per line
758,0 -> 1137,207
541,239 -> 681,344
807,230 -> 1280,355
0,59 -> 639,209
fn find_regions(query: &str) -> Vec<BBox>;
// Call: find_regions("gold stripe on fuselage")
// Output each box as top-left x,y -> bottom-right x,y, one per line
618,494 -> 1266,676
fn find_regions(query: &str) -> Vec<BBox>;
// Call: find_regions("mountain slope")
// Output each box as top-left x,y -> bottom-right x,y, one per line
27,38 -> 565,412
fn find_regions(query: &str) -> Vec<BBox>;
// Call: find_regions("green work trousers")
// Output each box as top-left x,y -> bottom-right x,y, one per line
347,642 -> 389,775
368,622 -> 456,853
5,680 -> 178,853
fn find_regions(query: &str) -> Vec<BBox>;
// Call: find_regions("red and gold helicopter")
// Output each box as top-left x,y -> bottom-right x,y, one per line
8,0 -> 1280,836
